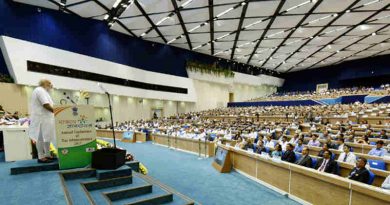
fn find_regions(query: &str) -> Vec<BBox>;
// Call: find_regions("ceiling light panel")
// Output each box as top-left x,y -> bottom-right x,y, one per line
67,1 -> 106,18
138,0 -> 173,13
271,15 -> 305,28
290,27 -> 322,38
315,0 -> 357,12
352,0 -> 388,11
333,11 -> 376,25
280,0 -> 314,14
245,1 -> 279,17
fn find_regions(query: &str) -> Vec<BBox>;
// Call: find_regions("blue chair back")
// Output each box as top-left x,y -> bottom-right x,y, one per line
330,153 -> 335,161
311,158 -> 317,169
368,171 -> 375,185
369,141 -> 376,145
295,153 -> 302,162
368,159 -> 386,170
265,147 -> 270,153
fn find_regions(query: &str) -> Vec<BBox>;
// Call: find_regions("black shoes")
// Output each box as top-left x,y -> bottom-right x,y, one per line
37,158 -> 53,163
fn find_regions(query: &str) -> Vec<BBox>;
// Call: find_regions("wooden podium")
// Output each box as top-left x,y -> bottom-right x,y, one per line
212,146 -> 232,173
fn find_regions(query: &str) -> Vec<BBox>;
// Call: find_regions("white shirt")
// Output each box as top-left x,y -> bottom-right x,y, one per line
382,175 -> 390,190
338,144 -> 344,151
29,87 -> 55,143
337,152 -> 357,164
30,87 -> 54,117
265,140 -> 275,148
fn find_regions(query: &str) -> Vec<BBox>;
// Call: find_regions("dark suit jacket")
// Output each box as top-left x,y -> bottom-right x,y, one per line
348,167 -> 370,184
281,150 -> 296,163
314,158 -> 338,175
296,155 -> 312,168
255,146 -> 266,154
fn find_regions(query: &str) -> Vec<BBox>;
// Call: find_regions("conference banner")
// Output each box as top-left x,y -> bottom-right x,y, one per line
54,105 -> 97,169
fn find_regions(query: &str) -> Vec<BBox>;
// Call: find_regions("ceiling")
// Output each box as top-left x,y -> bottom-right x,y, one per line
13,0 -> 390,73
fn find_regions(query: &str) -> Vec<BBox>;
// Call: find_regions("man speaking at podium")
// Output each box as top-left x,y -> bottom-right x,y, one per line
29,79 -> 56,163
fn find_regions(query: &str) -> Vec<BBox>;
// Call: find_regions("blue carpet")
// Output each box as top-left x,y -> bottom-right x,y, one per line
114,141 -> 301,205
0,152 -> 66,205
0,142 -> 302,205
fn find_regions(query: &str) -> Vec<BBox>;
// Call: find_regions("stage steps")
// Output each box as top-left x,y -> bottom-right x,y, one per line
59,162 -> 196,205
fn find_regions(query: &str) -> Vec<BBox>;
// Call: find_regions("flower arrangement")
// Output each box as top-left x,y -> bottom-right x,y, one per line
186,60 -> 235,78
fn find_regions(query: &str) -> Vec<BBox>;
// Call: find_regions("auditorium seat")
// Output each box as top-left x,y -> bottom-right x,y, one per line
368,159 -> 386,170
311,158 -> 317,169
295,153 -> 302,162
369,141 -> 376,145
265,147 -> 270,153
368,171 -> 376,185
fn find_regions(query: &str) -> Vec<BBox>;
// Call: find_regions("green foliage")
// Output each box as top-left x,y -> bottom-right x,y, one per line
186,61 -> 235,78
0,74 -> 14,83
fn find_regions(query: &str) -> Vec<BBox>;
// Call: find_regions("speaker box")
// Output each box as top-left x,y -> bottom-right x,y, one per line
91,148 -> 126,170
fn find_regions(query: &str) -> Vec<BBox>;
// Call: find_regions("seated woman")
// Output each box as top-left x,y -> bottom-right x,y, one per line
271,144 -> 283,158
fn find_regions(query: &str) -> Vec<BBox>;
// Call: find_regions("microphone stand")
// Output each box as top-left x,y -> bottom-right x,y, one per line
105,91 -> 117,148
92,83 -> 125,169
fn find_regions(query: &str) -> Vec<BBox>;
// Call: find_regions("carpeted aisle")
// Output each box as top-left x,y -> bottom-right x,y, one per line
114,141 -> 301,205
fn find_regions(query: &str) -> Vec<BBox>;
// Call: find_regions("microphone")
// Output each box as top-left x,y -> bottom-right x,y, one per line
97,83 -> 109,94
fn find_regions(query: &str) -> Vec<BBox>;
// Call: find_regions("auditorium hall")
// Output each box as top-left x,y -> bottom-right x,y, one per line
0,0 -> 389,204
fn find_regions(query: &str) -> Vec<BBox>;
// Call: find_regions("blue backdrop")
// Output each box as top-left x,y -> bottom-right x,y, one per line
0,0 -> 219,77
280,55 -> 390,92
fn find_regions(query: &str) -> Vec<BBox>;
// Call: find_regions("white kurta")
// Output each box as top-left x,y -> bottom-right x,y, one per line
28,87 -> 56,144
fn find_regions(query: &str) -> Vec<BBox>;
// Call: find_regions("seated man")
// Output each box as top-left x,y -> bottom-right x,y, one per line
279,136 -> 288,151
264,135 -> 275,148
289,133 -> 299,145
382,174 -> 390,190
337,137 -> 345,151
294,139 -> 304,153
255,140 -> 266,154
318,143 -> 329,158
314,150 -> 338,175
348,158 -> 370,184
368,140 -> 388,157
281,143 -> 296,163
296,147 -> 312,168
308,134 -> 320,147
378,129 -> 388,140
337,145 -> 357,164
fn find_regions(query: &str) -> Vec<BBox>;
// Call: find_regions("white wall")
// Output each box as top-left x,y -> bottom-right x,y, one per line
0,36 -> 281,122
0,36 -> 197,102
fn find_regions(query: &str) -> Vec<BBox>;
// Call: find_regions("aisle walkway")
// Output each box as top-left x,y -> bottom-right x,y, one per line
115,141 -> 301,205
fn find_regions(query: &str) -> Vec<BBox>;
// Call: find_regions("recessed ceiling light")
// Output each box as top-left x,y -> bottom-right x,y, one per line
346,10 -> 351,13
241,2 -> 246,6
371,32 -> 376,36
332,14 -> 338,17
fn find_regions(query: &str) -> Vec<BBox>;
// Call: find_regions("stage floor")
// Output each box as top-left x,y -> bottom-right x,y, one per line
0,141 -> 301,205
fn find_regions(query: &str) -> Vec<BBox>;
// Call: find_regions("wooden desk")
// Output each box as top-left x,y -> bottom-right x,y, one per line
218,144 -> 390,205
96,129 -> 124,140
134,132 -> 146,142
151,134 -> 215,157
